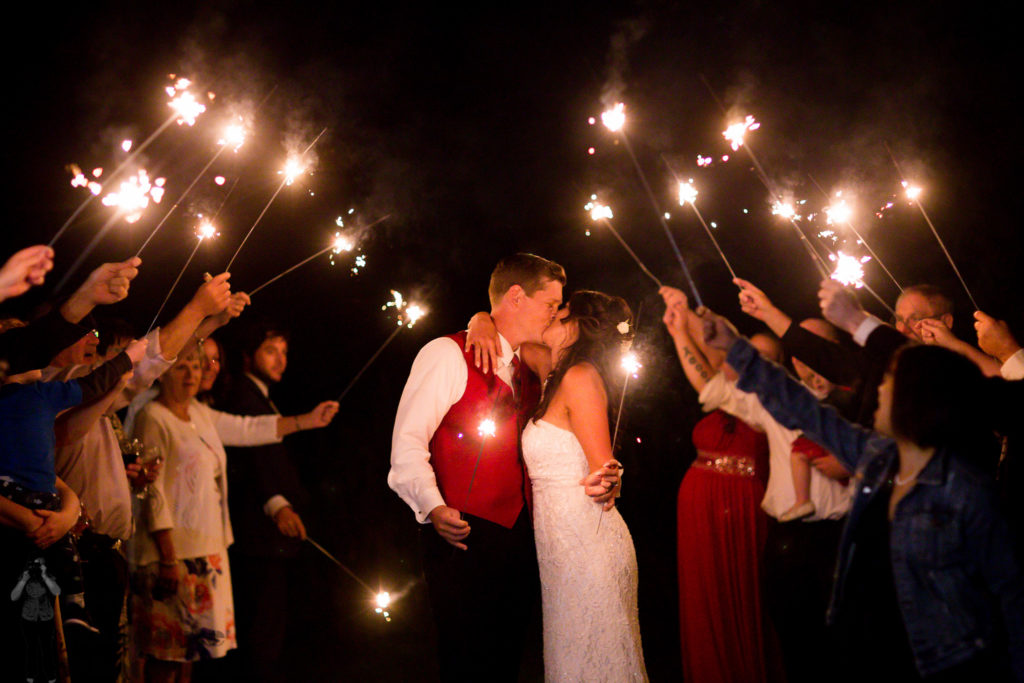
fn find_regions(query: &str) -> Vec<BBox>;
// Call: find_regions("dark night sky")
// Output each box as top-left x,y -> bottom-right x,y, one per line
4,2 -> 1022,679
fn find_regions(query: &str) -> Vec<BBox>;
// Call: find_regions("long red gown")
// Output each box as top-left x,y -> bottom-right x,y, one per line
677,409 -> 775,683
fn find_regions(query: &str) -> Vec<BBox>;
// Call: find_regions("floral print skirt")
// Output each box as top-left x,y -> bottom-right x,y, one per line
130,553 -> 236,662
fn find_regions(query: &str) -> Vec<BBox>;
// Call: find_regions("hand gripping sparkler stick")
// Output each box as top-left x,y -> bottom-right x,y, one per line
224,128 -> 328,272
884,143 -> 979,310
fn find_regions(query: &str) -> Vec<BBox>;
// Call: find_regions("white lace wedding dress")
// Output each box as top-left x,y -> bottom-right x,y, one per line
522,419 -> 648,682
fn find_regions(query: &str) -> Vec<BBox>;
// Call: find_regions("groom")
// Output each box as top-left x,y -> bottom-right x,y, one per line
389,254 -> 610,682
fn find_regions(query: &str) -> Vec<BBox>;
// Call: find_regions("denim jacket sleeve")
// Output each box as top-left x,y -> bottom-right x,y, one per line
727,337 -> 889,473
962,480 -> 1024,678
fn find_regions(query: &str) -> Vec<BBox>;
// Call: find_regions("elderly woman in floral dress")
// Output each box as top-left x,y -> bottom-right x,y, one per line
129,343 -> 338,682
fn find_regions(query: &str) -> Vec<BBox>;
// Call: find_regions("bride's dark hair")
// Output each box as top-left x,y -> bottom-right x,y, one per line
533,290 -> 634,423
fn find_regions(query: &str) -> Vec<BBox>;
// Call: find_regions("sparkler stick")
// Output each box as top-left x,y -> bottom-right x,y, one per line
145,220 -> 219,334
52,212 -> 124,294
677,180 -> 737,279
224,128 -> 328,272
807,175 -> 903,292
884,144 -> 979,310
247,215 -> 389,297
48,113 -> 181,247
586,201 -> 663,288
336,290 -> 425,403
134,145 -> 228,258
305,537 -> 394,620
598,309 -> 642,533
601,104 -> 702,305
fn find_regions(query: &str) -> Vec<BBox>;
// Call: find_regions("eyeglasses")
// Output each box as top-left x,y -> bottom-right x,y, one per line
892,313 -> 942,327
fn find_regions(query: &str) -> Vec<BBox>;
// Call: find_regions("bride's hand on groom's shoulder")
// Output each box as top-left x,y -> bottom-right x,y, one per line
428,505 -> 471,550
466,312 -> 499,374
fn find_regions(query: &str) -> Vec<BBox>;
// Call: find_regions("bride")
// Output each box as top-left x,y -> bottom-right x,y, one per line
516,290 -> 648,682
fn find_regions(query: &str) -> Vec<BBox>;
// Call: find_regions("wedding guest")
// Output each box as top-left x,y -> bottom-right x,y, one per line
129,344 -> 337,682
702,308 -> 1024,681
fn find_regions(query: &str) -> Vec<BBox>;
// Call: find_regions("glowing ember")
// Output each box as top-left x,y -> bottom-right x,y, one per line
697,155 -> 712,167
902,181 -> 922,200
196,219 -> 218,241
621,352 -> 641,376
771,200 -> 800,220
678,180 -> 698,205
829,251 -> 871,288
722,115 -> 760,151
92,168 -> 103,178
331,232 -> 353,253
100,169 -> 164,223
168,90 -> 207,126
281,157 -> 305,185
825,200 -> 852,225
478,418 -> 496,438
585,200 -> 613,221
219,122 -> 246,151
384,289 -> 427,328
214,176 -> 226,185
601,102 -> 626,132
121,139 -> 133,152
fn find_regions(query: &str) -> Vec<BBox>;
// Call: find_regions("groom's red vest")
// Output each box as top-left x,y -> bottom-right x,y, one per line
429,331 -> 541,529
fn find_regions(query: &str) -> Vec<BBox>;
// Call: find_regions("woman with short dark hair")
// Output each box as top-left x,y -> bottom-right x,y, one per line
701,309 -> 1023,681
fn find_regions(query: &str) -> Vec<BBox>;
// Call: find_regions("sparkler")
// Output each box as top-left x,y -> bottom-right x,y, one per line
810,177 -> 903,293
677,179 -> 737,279
886,143 -> 979,309
599,102 -> 703,305
599,320 -> 642,533
135,119 -> 252,258
247,215 -> 388,297
49,77 -> 209,247
722,115 -> 761,151
829,251 -> 871,289
336,289 -> 427,403
145,219 -> 220,334
584,199 -> 663,288
100,169 -> 165,224
224,127 -> 328,272
305,537 -> 393,621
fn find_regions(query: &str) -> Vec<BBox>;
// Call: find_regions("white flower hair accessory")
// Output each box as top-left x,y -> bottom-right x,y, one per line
616,321 -> 630,335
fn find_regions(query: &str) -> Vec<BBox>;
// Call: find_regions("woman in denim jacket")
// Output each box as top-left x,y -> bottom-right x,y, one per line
701,310 -> 1023,681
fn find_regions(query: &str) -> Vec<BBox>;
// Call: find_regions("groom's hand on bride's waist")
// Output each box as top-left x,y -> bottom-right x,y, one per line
429,505 -> 471,550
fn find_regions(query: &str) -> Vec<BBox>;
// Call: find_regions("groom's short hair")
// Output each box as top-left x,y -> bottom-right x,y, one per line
488,253 -> 566,308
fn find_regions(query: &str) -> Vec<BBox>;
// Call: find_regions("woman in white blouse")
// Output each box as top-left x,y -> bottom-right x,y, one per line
129,343 -> 338,682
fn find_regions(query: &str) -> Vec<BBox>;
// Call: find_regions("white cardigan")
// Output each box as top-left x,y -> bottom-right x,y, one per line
129,399 -> 281,566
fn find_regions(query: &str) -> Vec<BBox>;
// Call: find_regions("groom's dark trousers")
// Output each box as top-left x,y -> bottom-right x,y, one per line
421,509 -> 539,683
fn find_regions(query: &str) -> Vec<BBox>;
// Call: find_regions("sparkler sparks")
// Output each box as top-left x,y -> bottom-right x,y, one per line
121,140 -> 132,152
601,102 -> 626,132
586,200 -> 614,221
374,591 -> 392,620
825,199 -> 852,225
167,80 -> 207,126
829,251 -> 871,288
100,169 -> 165,223
722,115 -> 760,151
902,180 -> 922,200
677,180 -> 698,205
621,352 -> 641,377
771,200 -> 800,221
218,121 -> 247,151
196,219 -> 218,241
384,290 -> 427,328
281,157 -> 306,185
477,418 -> 497,438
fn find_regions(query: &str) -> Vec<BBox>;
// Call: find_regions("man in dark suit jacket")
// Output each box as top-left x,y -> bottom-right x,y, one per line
221,321 -> 308,683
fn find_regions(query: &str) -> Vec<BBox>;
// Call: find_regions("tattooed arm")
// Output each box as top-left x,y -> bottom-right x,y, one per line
661,286 -> 719,393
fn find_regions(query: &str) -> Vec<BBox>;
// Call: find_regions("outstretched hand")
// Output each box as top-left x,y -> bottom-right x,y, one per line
699,308 -> 740,352
733,278 -> 774,321
974,311 -> 1021,363
818,279 -> 867,335
191,272 -> 233,317
301,401 -> 340,429
0,245 -> 54,302
660,286 -> 690,339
